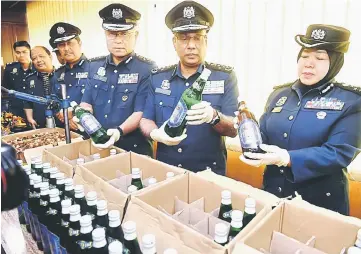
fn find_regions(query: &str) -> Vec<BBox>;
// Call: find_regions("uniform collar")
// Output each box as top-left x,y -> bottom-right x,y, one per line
106,52 -> 135,70
170,62 -> 204,81
36,68 -> 55,77
292,79 -> 336,98
65,54 -> 87,70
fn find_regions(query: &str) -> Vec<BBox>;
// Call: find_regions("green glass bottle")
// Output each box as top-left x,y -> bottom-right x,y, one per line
142,234 -> 157,254
123,221 -> 142,254
131,168 -> 143,190
218,190 -> 233,223
164,68 -> 211,137
214,223 -> 229,246
71,101 -> 110,144
228,210 -> 243,242
242,197 -> 256,229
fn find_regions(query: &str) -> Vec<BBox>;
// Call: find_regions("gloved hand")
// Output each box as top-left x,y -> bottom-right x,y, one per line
150,120 -> 187,146
72,116 -> 84,132
186,101 -> 214,125
92,128 -> 121,149
240,144 -> 290,167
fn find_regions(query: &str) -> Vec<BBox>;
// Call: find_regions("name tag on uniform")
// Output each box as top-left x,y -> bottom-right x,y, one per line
76,72 -> 88,79
202,81 -> 225,94
155,88 -> 171,96
304,97 -> 344,111
118,73 -> 139,84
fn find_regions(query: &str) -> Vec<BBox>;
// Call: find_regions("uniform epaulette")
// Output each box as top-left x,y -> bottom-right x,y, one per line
151,64 -> 177,74
205,62 -> 233,73
55,65 -> 65,72
273,82 -> 294,90
5,61 -> 17,66
25,72 -> 36,79
88,55 -> 107,62
135,54 -> 155,65
334,82 -> 361,95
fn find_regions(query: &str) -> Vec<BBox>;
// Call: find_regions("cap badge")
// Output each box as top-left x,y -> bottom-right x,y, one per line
311,29 -> 326,40
12,68 -> 17,74
183,6 -> 195,19
57,26 -> 65,35
112,8 -> 123,19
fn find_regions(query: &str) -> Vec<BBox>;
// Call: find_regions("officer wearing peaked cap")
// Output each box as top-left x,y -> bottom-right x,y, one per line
49,22 -> 91,132
74,3 -> 156,156
140,1 -> 239,175
239,24 -> 361,215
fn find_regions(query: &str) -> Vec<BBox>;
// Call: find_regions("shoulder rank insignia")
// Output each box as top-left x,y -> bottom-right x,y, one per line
334,82 -> 361,96
151,64 -> 177,74
88,55 -> 107,62
273,81 -> 295,90
205,62 -> 233,73
135,54 -> 155,64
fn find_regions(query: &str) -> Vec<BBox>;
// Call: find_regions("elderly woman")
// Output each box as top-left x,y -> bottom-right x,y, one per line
240,24 -> 361,215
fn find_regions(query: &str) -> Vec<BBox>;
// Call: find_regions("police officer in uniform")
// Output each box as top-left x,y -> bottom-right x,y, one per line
75,4 -> 156,156
140,1 -> 239,175
240,24 -> 361,215
2,41 -> 33,118
49,22 -> 90,131
23,46 -> 57,129
49,39 -> 66,66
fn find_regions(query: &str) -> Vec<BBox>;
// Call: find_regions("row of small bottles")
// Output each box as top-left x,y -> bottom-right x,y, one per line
73,148 -> 117,167
215,190 -> 257,245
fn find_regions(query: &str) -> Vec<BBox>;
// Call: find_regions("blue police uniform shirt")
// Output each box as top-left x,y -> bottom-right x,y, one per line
143,62 -> 239,174
259,80 -> 361,215
2,62 -> 34,117
23,71 -> 57,128
82,53 -> 156,156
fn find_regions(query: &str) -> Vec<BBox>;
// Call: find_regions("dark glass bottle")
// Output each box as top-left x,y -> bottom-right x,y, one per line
228,210 -> 243,242
123,221 -> 142,254
74,185 -> 87,216
68,204 -> 82,254
42,162 -> 51,183
55,173 -> 65,200
141,234 -> 157,254
235,100 -> 265,158
28,174 -> 42,243
34,159 -> 43,176
75,215 -> 94,254
214,223 -> 229,246
63,178 -> 75,205
218,190 -> 233,223
85,191 -> 97,228
59,199 -> 72,251
20,165 -> 31,231
49,167 -> 59,190
30,156 -> 39,174
164,68 -> 211,137
131,168 -> 143,190
242,197 -> 256,229
38,182 -> 51,254
107,210 -> 124,244
95,200 -> 109,229
92,228 -> 108,254
108,240 -> 123,254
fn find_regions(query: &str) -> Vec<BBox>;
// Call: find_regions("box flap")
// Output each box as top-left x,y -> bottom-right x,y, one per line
42,150 -> 73,178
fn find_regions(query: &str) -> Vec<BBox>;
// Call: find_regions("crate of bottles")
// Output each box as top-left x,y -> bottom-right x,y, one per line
230,199 -> 361,254
77,151 -> 186,194
123,172 -> 272,254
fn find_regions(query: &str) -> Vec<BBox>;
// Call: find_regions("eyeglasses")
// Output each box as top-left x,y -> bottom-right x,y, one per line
175,34 -> 207,46
106,31 -> 136,40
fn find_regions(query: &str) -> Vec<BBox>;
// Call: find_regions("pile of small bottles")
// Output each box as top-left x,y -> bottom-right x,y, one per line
214,190 -> 257,246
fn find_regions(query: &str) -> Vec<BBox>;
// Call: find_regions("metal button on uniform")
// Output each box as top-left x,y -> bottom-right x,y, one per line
23,79 -> 25,81
111,85 -> 114,89
326,192 -> 331,197
178,164 -> 182,167
70,73 -> 74,75
134,144 -> 137,147
95,85 -> 98,88
288,115 -> 294,121
125,89 -> 129,93
69,84 -> 72,87
104,115 -> 108,118
178,148 -> 182,153
67,96 -> 70,99
185,82 -> 190,87
159,101 -> 163,106
206,166 -> 211,170
283,133 -> 288,138
114,70 -> 117,73
108,100 -> 111,103
280,169 -> 284,174
213,162 -> 216,165
278,187 -> 282,192
297,101 -> 301,106
23,86 -> 26,89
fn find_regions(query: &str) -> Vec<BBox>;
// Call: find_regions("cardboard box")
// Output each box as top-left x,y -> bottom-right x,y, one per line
77,151 -> 186,194
1,127 -> 83,163
124,173 -> 272,254
231,200 -> 361,254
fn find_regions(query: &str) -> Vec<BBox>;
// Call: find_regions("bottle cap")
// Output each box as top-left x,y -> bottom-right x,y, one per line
23,165 -> 31,175
123,221 -> 136,234
142,234 -> 156,249
214,223 -> 228,237
74,185 -> 84,194
86,191 -> 97,202
221,190 -> 231,200
110,149 -> 116,155
347,247 -> 361,254
245,197 -> 256,208
55,173 -> 65,181
108,210 -> 120,221
132,168 -> 140,175
61,199 -> 72,208
80,215 -> 92,227
108,241 -> 123,254
127,185 -> 138,193
31,156 -> 39,163
77,158 -> 85,165
33,175 -> 42,184
92,228 -> 106,242
231,210 -> 243,222
163,248 -> 178,254
64,178 -> 73,186
49,167 -> 59,175
70,101 -> 78,107
42,162 -> 51,169
40,182 -> 50,191
69,204 -> 80,215
17,160 -> 23,166
92,153 -> 100,160
49,188 -> 60,198
97,200 -> 107,210
148,177 -> 157,186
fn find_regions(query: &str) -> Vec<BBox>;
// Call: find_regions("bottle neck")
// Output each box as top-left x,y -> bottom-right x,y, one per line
93,239 -> 107,248
65,185 -> 74,191
142,247 -> 156,254
124,232 -> 137,241
97,209 -> 108,216
244,207 -> 256,215
214,235 -> 228,244
221,198 -> 231,205
50,196 -> 60,203
80,225 -> 93,234
231,220 -> 243,229
109,219 -> 121,228
70,213 -> 81,222
87,200 -> 97,206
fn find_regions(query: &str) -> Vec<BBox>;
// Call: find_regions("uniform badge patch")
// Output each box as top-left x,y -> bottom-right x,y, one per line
12,68 -> 17,74
316,111 -> 327,119
161,80 -> 170,90
122,95 -> 128,102
57,26 -> 65,34
30,80 -> 35,88
97,67 -> 106,77
112,8 -> 123,19
118,73 -> 139,84
183,6 -> 195,19
304,97 -> 344,111
276,96 -> 287,106
271,106 -> 283,113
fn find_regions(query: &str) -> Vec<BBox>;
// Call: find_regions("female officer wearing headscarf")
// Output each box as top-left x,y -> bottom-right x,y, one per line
240,24 -> 361,215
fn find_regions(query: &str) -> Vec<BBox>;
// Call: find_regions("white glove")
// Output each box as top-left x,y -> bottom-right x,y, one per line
72,116 -> 84,132
239,144 -> 290,167
150,120 -> 187,146
92,128 -> 121,149
185,101 -> 214,125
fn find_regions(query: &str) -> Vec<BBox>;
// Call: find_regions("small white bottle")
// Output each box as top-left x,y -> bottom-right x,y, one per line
77,158 -> 85,165
163,248 -> 178,254
108,240 -> 123,254
92,228 -> 107,251
110,149 -> 117,156
214,223 -> 229,246
142,234 -> 157,254
147,177 -> 157,186
127,185 -> 138,194
92,153 -> 101,161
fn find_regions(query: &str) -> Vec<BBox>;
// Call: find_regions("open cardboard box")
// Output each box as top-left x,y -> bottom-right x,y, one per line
77,151 -> 186,194
1,127 -> 83,163
231,199 -> 361,254
124,172 -> 272,254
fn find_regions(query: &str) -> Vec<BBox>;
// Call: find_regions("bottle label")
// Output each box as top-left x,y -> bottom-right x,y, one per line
86,212 -> 95,220
76,240 -> 93,249
123,247 -> 131,254
40,199 -> 48,207
168,98 -> 187,128
222,210 -> 232,219
80,113 -> 102,134
49,184 -> 56,189
29,192 -> 41,198
239,119 -> 262,148
61,219 -> 69,227
40,223 -> 51,253
69,228 -> 80,236
107,236 -> 117,245
47,208 -> 58,215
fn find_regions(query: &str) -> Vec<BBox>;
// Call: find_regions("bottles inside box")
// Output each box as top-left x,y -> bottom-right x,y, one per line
228,210 -> 243,242
214,223 -> 229,246
95,200 -> 109,229
108,240 -> 123,254
123,221 -> 142,254
218,190 -> 233,223
142,234 -> 157,254
131,168 -> 144,190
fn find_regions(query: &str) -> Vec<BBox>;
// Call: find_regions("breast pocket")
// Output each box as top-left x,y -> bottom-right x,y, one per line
91,82 -> 109,106
203,94 -> 222,111
154,95 -> 176,124
115,85 -> 137,109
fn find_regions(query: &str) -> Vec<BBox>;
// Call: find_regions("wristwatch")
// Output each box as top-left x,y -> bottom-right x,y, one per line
116,126 -> 124,139
210,110 -> 221,126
